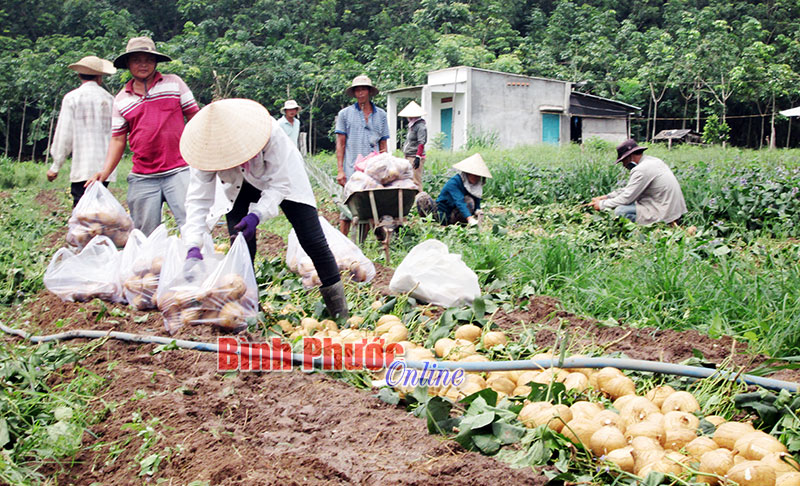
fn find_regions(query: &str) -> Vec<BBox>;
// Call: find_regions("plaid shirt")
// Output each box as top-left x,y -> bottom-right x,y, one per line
49,82 -> 117,182
334,102 -> 389,179
112,72 -> 199,175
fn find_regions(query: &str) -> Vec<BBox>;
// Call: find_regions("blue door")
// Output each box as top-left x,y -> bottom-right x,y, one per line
542,113 -> 560,145
440,108 -> 453,149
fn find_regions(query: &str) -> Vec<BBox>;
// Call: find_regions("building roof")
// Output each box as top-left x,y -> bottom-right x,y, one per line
569,92 -> 639,118
653,129 -> 702,141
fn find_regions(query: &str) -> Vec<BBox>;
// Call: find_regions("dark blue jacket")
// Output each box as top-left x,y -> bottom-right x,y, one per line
436,174 -> 481,222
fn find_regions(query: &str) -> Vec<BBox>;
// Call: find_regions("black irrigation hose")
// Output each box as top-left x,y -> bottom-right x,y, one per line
1,323 -> 796,391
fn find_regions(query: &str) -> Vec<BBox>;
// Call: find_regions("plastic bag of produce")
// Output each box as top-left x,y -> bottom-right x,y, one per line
389,239 -> 480,307
385,178 -> 418,189
119,225 -> 169,310
343,171 -> 382,200
156,234 -> 257,335
44,235 -> 123,303
66,181 -> 133,250
364,153 -> 412,185
286,216 -> 375,288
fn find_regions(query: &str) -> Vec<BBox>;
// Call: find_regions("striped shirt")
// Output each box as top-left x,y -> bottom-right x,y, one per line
334,102 -> 389,179
112,72 -> 199,175
49,81 -> 117,182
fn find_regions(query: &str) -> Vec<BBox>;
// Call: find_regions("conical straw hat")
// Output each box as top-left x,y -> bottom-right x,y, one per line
398,101 -> 425,118
452,153 -> 492,179
180,99 -> 272,171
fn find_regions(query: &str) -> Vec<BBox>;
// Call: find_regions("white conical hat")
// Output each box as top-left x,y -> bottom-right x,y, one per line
398,101 -> 425,118
180,99 -> 272,171
452,153 -> 492,179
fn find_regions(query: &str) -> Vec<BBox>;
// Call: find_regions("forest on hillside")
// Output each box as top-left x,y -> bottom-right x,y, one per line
2,0 -> 800,158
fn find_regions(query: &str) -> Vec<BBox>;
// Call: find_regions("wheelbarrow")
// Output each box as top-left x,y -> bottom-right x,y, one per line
344,187 -> 418,263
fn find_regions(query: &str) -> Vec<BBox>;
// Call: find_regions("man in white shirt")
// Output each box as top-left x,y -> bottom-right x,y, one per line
591,139 -> 687,225
277,99 -> 300,147
48,56 -> 117,206
179,98 -> 348,319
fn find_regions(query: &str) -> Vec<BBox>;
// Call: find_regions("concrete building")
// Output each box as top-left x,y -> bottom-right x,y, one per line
386,66 -> 638,151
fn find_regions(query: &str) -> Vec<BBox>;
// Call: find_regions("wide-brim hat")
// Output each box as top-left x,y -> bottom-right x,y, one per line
280,99 -> 301,114
180,99 -> 272,171
68,56 -> 116,76
345,75 -> 379,97
616,138 -> 647,163
113,36 -> 172,68
453,153 -> 492,179
398,101 -> 425,118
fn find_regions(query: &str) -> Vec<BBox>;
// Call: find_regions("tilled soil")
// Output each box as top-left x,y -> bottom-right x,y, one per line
12,189 -> 799,485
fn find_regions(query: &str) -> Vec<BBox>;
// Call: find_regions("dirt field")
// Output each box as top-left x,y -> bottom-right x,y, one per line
6,190 -> 798,485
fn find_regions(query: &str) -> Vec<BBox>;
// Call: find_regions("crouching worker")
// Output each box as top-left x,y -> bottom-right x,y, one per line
591,139 -> 686,225
179,98 -> 348,318
416,153 -> 492,226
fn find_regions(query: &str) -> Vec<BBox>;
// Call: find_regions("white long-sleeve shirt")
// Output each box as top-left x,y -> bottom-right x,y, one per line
600,155 -> 687,225
49,81 -> 117,182
181,116 -> 317,248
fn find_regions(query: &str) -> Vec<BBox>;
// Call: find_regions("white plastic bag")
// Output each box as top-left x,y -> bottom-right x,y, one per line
343,171 -> 382,200
44,235 -> 123,303
157,234 -> 257,335
119,225 -> 169,310
364,153 -> 412,185
66,181 -> 133,249
389,239 -> 481,307
286,216 -> 376,288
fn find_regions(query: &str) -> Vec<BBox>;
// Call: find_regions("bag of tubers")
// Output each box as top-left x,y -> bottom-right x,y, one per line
389,239 -> 481,307
66,181 -> 133,250
286,216 -> 376,288
44,235 -> 124,303
343,171 -> 382,200
363,152 -> 413,185
156,234 -> 258,335
119,225 -> 170,310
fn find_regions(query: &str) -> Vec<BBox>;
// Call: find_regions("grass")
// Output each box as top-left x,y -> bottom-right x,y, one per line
310,144 -> 800,356
0,144 -> 798,482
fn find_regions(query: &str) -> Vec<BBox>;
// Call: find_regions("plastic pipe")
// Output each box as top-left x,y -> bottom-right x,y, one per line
1,323 -> 796,392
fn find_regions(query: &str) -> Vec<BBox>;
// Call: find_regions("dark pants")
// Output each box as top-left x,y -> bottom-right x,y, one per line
71,181 -> 109,208
227,181 -> 340,287
417,192 -> 475,225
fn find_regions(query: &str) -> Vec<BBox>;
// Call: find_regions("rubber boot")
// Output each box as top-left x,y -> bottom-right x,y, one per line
320,280 -> 349,319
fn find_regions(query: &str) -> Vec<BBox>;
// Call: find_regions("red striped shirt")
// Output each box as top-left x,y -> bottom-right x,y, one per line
112,72 -> 199,175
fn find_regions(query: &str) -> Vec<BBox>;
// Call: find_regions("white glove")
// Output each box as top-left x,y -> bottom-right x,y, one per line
467,216 -> 479,226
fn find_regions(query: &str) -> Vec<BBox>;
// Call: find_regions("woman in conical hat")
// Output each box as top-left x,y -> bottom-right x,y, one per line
179,98 -> 348,318
416,153 -> 492,226
398,101 -> 427,190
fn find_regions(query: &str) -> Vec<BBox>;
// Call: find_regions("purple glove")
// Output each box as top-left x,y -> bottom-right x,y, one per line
233,213 -> 260,240
186,246 -> 203,260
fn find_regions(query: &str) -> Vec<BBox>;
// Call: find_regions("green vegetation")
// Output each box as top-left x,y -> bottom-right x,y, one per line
4,0 -> 800,161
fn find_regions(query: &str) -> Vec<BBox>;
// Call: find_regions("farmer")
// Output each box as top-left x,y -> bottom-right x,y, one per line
48,56 -> 117,207
277,99 -> 301,147
399,101 -> 427,190
179,98 -> 348,319
87,36 -> 199,236
590,139 -> 687,225
416,153 -> 492,226
334,74 -> 390,235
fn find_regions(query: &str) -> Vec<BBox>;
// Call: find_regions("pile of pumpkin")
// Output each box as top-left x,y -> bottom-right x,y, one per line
278,316 -> 797,485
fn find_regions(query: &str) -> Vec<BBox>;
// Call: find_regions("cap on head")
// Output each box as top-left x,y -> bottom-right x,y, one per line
345,75 -> 379,97
615,138 -> 647,163
179,98 -> 272,171
452,153 -> 492,179
113,36 -> 172,69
